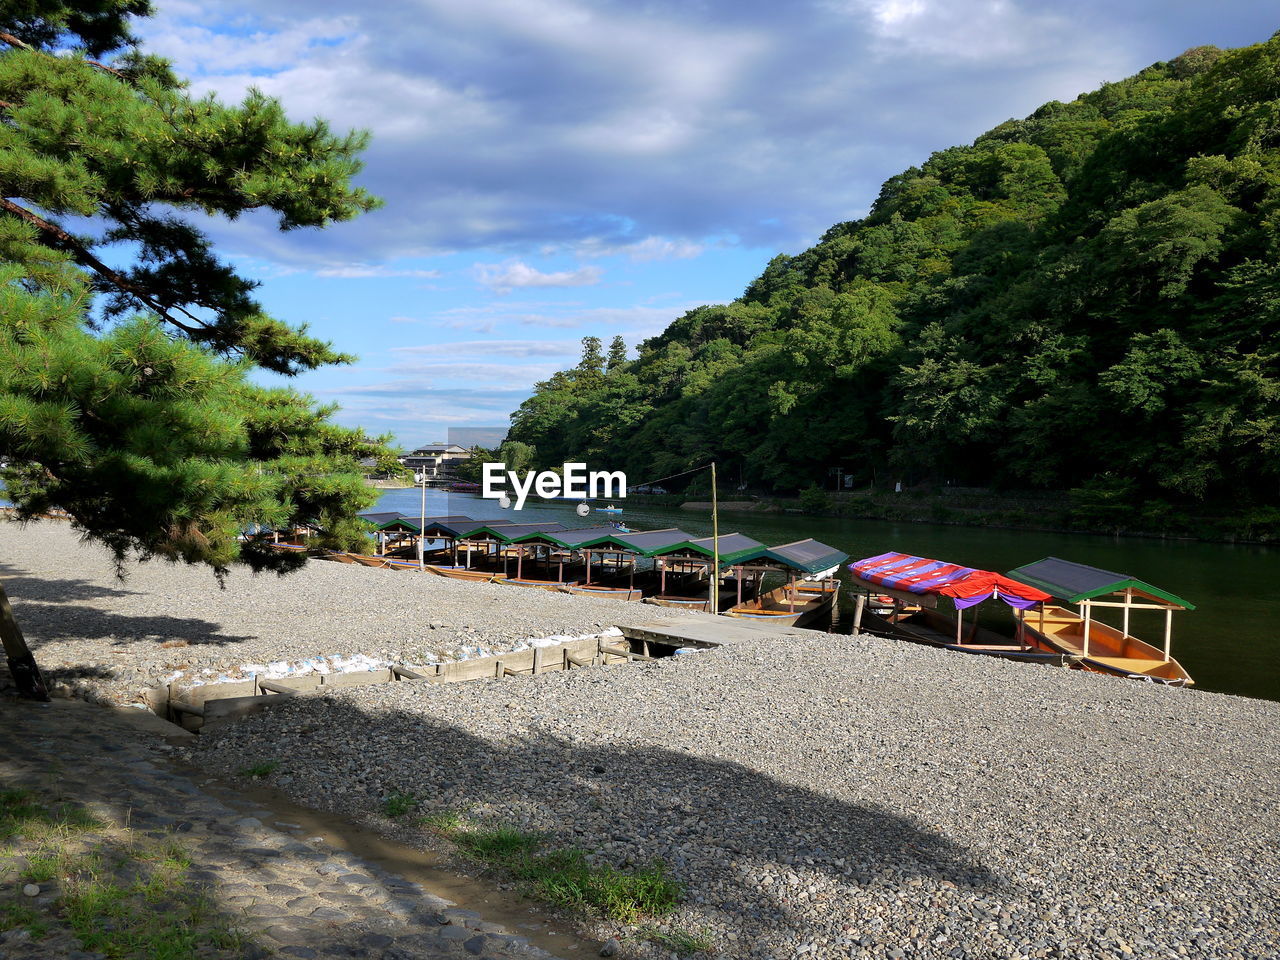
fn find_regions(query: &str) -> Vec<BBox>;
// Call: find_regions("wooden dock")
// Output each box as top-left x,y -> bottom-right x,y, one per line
617,616 -> 825,650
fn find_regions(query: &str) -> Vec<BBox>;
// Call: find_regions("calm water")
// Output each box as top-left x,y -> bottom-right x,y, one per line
375,488 -> 1280,702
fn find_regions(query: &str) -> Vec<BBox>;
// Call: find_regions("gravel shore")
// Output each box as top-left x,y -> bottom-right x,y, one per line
0,519 -> 707,703
188,635 -> 1280,960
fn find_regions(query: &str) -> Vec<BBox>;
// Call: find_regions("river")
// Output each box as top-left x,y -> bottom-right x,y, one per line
373,487 -> 1279,702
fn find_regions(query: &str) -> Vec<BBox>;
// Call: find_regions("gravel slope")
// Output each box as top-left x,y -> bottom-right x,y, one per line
0,519 -> 707,703
187,633 -> 1280,960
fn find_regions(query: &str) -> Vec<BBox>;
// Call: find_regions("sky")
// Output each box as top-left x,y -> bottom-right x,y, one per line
134,1 -> 1278,450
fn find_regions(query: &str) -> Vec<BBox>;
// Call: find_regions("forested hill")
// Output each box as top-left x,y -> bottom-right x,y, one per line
508,35 -> 1280,513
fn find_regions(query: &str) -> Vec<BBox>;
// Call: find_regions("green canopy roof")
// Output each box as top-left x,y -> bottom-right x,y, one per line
725,538 -> 849,576
512,526 -> 636,551
1007,557 -> 1195,609
457,521 -> 567,543
610,528 -> 696,556
645,532 -> 764,565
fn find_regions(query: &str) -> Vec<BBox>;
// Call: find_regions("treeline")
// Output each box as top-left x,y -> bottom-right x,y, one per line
508,36 -> 1280,524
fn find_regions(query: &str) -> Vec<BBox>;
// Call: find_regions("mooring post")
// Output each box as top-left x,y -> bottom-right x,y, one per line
533,646 -> 543,675
849,593 -> 870,640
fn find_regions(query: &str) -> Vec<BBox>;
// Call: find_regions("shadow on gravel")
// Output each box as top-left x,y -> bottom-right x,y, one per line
237,697 -> 1000,942
0,567 -> 253,649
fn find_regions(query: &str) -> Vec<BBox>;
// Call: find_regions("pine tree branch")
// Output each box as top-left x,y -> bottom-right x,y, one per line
1,31 -> 128,80
0,197 -> 204,336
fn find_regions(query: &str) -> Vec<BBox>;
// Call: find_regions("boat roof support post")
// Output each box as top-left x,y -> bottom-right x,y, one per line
1122,587 -> 1132,640
1082,600 -> 1091,658
955,605 -> 963,645
1163,608 -> 1172,661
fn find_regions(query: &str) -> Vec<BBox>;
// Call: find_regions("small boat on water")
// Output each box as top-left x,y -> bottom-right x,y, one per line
595,504 -> 623,514
724,578 -> 840,627
848,552 -> 1065,665
1007,558 -> 1195,686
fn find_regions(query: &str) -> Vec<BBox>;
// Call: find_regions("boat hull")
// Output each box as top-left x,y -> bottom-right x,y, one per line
724,580 -> 838,628
564,584 -> 642,601
497,577 -> 579,592
424,565 -> 501,582
1020,605 -> 1193,685
858,607 -> 1077,666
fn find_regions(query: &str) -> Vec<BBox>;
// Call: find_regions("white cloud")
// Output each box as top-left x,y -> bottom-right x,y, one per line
473,261 -> 604,294
392,340 -> 579,359
314,265 -> 442,279
571,235 -> 706,262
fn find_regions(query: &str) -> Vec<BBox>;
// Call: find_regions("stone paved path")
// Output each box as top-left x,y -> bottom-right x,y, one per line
0,698 -> 564,960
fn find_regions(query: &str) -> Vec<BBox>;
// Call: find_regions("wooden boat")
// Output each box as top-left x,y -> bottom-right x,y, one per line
1008,558 -> 1195,686
724,578 -> 839,628
858,602 -> 1078,666
496,576 -> 579,592
645,595 -> 713,612
1018,605 -> 1192,684
424,564 -> 502,583
847,551 -> 1064,666
564,584 -> 643,601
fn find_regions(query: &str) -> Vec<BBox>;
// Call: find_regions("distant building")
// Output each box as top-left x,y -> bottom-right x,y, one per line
400,443 -> 471,479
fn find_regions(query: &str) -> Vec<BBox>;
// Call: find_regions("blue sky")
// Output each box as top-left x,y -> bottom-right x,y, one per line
135,1 -> 1278,449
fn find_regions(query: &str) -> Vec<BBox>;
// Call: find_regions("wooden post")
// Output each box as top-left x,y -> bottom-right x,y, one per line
533,646 -> 543,675
0,582 -> 49,701
788,573 -> 795,613
495,659 -> 504,679
1018,608 -> 1027,650
660,560 -> 666,595
736,566 -> 743,607
517,547 -> 524,581
1038,601 -> 1045,633
1163,608 -> 1172,661
1082,601 -> 1091,658
1122,588 -> 1132,638
853,593 -> 866,633
585,550 -> 592,585
954,605 -> 963,645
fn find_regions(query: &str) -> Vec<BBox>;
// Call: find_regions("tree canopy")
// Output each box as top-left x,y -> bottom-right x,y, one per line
1,0 -> 395,575
509,35 -> 1280,516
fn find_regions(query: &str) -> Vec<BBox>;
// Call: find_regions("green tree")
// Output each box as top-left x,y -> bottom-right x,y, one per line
606,335 -> 627,372
0,1 -> 392,698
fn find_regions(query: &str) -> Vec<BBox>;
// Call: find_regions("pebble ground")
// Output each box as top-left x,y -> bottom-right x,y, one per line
0,698 -> 565,960
189,633 -> 1280,960
0,519 -> 706,704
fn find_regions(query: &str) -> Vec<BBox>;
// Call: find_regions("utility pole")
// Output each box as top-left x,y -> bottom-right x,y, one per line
711,461 -> 719,615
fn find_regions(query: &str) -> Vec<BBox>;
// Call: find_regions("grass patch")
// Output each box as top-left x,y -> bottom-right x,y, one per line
383,790 -> 418,818
417,809 -> 465,833
440,819 -> 682,924
1,790 -> 254,959
0,788 -> 104,844
235,760 -> 280,780
642,926 -> 715,955
0,901 -> 49,939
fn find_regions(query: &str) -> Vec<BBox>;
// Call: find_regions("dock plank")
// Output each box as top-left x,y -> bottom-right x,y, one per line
616,617 -> 824,649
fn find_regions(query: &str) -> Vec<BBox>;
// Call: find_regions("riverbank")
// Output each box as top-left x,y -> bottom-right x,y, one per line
0,519 -> 711,706
187,629 -> 1280,960
763,489 -> 1280,545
